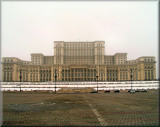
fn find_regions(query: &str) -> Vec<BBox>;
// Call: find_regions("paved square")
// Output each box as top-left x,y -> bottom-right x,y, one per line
2,90 -> 159,126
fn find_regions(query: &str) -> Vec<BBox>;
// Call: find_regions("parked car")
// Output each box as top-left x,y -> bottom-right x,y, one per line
104,90 -> 110,93
135,90 -> 140,92
114,90 -> 120,93
128,89 -> 135,93
130,90 -> 135,93
141,90 -> 147,92
90,91 -> 98,93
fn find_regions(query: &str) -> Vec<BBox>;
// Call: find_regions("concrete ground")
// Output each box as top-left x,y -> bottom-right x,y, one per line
2,90 -> 159,126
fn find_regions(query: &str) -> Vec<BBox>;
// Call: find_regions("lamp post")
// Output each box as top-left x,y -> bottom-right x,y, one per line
130,69 -> 133,91
55,74 -> 57,93
96,75 -> 98,93
19,69 -> 22,92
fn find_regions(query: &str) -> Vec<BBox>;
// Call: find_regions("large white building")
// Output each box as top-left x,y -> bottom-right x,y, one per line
2,41 -> 156,82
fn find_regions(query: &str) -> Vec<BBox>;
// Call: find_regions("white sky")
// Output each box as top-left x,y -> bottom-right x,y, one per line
1,1 -> 158,77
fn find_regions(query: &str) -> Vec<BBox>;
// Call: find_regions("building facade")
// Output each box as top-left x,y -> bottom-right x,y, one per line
1,41 -> 156,82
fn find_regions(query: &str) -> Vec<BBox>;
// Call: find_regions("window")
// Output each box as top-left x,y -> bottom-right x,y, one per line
81,73 -> 83,76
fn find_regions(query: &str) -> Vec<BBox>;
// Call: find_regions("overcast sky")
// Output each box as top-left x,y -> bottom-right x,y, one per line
1,1 -> 158,76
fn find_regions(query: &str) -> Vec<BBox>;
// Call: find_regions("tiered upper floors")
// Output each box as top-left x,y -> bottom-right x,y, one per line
2,41 -> 156,66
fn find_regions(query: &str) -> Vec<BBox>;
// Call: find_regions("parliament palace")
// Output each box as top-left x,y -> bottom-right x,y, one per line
2,41 -> 156,82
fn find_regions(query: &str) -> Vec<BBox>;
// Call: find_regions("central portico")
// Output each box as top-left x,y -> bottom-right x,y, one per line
60,65 -> 97,81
